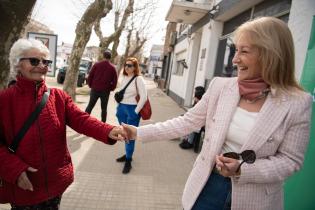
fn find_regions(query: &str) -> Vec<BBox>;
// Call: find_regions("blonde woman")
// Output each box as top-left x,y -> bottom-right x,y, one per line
123,17 -> 312,210
115,57 -> 147,174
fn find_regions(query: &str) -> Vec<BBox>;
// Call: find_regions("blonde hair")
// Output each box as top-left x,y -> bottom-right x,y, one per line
123,57 -> 141,76
233,17 -> 302,91
9,38 -> 50,80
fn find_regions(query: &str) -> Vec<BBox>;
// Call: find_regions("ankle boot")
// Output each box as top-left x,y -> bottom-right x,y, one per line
116,155 -> 126,162
116,155 -> 132,162
122,159 -> 132,174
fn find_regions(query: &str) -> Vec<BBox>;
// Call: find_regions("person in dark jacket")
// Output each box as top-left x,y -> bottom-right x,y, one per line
85,50 -> 117,122
0,39 -> 126,209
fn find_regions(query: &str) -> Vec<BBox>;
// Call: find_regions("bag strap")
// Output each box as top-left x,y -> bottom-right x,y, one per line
8,89 -> 51,153
120,75 -> 137,92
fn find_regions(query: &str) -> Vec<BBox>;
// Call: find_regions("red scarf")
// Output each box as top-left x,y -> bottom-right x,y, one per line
238,78 -> 270,101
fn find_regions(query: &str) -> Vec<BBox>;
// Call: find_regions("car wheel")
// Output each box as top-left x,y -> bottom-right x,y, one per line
77,77 -> 84,87
57,73 -> 64,84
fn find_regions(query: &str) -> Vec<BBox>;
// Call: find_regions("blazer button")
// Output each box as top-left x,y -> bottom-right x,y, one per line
201,156 -> 205,161
267,137 -> 273,142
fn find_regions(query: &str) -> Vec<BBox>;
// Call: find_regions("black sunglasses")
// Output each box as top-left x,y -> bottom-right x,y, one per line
125,64 -> 134,68
223,150 -> 256,172
20,57 -> 52,67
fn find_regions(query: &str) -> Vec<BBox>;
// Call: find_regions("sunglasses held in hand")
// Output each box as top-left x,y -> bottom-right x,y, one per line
20,57 -> 53,67
223,150 -> 256,172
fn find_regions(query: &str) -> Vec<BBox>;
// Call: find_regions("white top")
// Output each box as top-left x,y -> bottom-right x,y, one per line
221,107 -> 259,154
118,75 -> 147,114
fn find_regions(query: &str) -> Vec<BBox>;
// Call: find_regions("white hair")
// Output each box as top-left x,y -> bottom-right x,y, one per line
9,38 -> 50,80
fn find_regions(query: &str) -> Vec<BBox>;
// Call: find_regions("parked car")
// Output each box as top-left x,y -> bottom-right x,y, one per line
56,58 -> 92,87
56,65 -> 89,87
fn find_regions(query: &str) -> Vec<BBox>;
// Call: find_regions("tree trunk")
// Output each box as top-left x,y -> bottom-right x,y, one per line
95,0 -> 134,61
63,0 -> 112,100
0,0 -> 37,90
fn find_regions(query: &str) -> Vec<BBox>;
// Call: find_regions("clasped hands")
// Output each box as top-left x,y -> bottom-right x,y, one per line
108,123 -> 137,142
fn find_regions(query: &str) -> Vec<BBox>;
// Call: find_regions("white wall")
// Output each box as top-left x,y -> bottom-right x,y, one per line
194,24 -> 210,88
184,31 -> 202,106
169,38 -> 189,98
204,20 -> 223,80
193,20 -> 222,88
289,0 -> 315,80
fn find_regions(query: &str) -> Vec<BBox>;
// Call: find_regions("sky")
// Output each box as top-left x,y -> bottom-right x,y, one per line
31,0 -> 172,56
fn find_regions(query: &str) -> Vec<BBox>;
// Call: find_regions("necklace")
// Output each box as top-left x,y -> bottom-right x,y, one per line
244,88 -> 270,104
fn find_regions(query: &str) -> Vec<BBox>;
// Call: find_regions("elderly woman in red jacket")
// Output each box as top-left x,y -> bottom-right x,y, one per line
0,38 -> 126,209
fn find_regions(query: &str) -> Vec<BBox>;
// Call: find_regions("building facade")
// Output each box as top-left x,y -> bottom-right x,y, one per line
22,19 -> 54,37
148,45 -> 164,78
162,0 -> 315,107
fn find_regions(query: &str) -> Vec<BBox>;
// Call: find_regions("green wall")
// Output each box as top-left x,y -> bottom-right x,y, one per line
284,16 -> 315,210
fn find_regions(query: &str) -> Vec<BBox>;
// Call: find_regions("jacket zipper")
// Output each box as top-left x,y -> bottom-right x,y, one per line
36,84 -> 50,197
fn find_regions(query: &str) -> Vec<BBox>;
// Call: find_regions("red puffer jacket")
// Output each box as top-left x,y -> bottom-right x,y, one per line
0,77 -> 116,205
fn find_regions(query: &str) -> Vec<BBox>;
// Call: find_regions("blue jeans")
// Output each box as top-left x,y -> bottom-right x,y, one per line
116,103 -> 140,159
191,171 -> 231,210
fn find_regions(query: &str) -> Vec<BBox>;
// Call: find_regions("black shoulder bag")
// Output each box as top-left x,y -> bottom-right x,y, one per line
7,89 -> 50,153
114,76 -> 137,103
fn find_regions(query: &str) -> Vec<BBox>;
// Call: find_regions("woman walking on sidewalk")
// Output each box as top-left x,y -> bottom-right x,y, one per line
122,17 -> 312,210
115,57 -> 148,174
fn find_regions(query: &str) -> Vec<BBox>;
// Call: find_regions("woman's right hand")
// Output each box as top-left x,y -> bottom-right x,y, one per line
17,167 -> 37,191
122,123 -> 137,140
215,155 -> 241,177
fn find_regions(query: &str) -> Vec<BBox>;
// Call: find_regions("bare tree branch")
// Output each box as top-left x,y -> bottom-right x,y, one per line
63,0 -> 112,100
96,0 -> 134,61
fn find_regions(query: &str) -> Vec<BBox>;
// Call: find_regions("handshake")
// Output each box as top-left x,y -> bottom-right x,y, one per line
108,123 -> 136,141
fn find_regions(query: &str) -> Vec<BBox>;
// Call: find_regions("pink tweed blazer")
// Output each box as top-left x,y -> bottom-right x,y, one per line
137,77 -> 312,210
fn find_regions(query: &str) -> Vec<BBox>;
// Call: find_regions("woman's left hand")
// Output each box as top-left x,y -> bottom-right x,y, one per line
215,155 -> 241,177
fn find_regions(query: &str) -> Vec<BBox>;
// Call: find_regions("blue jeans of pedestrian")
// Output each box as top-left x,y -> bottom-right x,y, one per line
116,103 -> 140,159
191,171 -> 231,210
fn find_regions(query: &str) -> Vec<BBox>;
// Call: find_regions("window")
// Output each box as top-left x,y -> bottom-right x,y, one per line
215,0 -> 291,77
214,38 -> 237,77
179,24 -> 189,36
253,0 -> 291,19
173,60 -> 186,76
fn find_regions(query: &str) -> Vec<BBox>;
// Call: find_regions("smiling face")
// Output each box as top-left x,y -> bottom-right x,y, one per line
233,33 -> 261,81
18,48 -> 50,82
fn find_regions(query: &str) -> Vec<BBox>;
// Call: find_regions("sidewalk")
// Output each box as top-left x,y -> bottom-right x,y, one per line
0,77 -> 198,210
